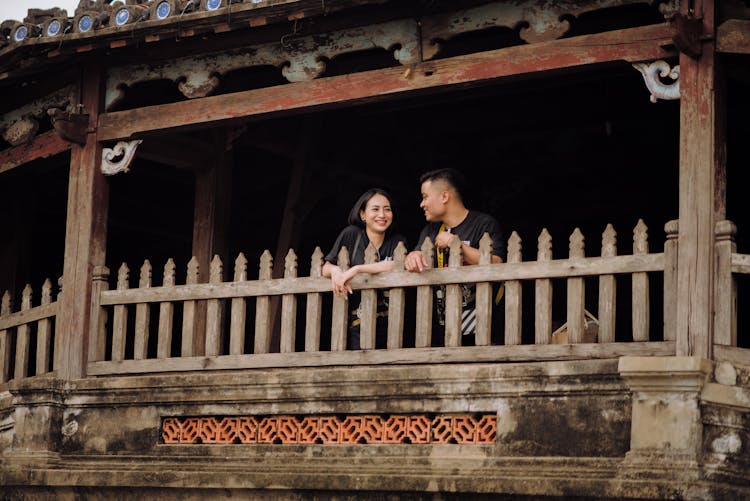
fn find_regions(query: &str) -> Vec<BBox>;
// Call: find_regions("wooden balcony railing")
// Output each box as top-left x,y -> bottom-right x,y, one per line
85,219 -> 680,376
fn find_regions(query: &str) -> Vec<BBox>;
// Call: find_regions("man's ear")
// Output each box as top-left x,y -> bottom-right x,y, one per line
440,190 -> 450,204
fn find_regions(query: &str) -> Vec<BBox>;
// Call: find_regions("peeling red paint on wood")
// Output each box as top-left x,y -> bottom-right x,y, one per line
0,130 -> 71,175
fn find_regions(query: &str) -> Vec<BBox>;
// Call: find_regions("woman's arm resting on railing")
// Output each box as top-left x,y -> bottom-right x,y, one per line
323,260 -> 394,296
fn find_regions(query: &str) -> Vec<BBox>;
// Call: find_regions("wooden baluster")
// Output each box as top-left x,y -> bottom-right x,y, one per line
415,238 -> 434,348
663,220 -> 678,342
181,257 -> 200,357
0,291 -> 11,382
598,224 -> 617,344
229,253 -> 248,355
714,220 -> 737,346
359,243 -> 378,350
504,232 -> 522,346
330,246 -> 350,351
567,228 -> 585,343
535,229 -> 553,345
36,279 -> 54,374
134,260 -> 152,360
445,236 -> 463,347
254,250 -> 273,354
387,242 -> 407,349
632,219 -> 650,341
305,248 -> 323,352
280,249 -> 298,353
157,259 -> 176,359
474,233 -> 493,346
205,255 -> 224,356
112,263 -> 130,361
89,266 -> 110,363
14,284 -> 33,380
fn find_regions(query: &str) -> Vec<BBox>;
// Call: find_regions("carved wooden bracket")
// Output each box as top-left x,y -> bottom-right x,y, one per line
632,60 -> 680,103
48,108 -> 89,144
101,139 -> 142,175
0,84 -> 75,146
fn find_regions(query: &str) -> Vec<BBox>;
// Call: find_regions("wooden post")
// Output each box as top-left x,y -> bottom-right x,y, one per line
387,242 -> 407,349
229,253 -> 248,355
504,232 -> 522,345
567,228 -> 585,343
330,247 -> 349,351
415,238 -> 434,348
305,248 -> 323,352
14,284 -> 32,380
133,260 -> 152,359
55,62 -> 109,380
111,264 -> 129,362
37,279 -> 54,374
632,220 -> 650,342
598,224 -> 617,343
359,244 -> 378,350
205,255 -> 224,356
279,249 -> 298,353
254,251 -> 273,354
88,267 -> 109,363
663,220 -> 679,342
0,292 -> 11,382
444,236 -> 463,347
474,233 -> 493,346
714,220 -> 737,346
535,229 -> 553,345
181,257 -> 201,357
676,0 -> 724,358
157,259 -> 176,358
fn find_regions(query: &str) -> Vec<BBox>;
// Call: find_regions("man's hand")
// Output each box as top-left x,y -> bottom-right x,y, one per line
405,250 -> 428,272
434,231 -> 455,249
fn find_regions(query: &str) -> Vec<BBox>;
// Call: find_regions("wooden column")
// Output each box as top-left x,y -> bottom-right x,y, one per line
55,63 -> 108,380
676,0 -> 725,358
191,129 -> 232,342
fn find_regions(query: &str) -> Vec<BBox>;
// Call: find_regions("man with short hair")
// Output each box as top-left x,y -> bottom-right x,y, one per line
405,168 -> 505,341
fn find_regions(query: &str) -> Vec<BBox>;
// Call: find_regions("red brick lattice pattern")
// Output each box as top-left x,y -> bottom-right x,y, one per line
162,415 -> 497,445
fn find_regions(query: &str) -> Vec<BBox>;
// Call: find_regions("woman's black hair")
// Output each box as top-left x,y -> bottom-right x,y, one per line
347,188 -> 394,227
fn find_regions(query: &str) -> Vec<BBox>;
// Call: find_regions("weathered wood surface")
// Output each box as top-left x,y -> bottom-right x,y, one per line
111,264 -> 129,362
567,229 -> 586,344
205,256 -> 224,357
89,266 -> 110,363
97,24 -> 675,141
631,220 -> 650,342
0,130 -> 71,176
475,234 -> 493,346
36,280 -> 54,375
101,253 -> 666,305
305,248 -> 323,352
254,251 -> 273,354
181,257 -> 200,357
87,341 -> 676,376
717,19 -> 750,55
714,221 -> 737,346
279,250 -> 298,353
229,254 -> 248,356
133,261 -> 152,360
359,244 -> 378,350
663,220 -> 678,342
0,292 -> 11,382
504,232 -> 522,346
444,237 -> 463,348
387,243 -> 407,349
535,229 -> 553,345
714,345 -> 750,369
330,247 -> 349,351
597,225 -> 617,344
730,253 -> 750,274
414,239 -> 434,348
157,259 -> 176,359
0,302 -> 58,331
13,285 -> 33,380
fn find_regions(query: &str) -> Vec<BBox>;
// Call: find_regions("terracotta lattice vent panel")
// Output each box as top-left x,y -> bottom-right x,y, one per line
162,414 -> 497,445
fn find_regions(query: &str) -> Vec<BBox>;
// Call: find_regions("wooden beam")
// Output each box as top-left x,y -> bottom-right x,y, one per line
717,19 -> 750,55
98,24 -> 676,141
0,131 -> 71,175
676,0 -> 724,359
55,63 -> 109,380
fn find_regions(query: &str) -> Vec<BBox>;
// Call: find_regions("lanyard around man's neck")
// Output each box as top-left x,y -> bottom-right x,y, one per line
436,223 -> 448,268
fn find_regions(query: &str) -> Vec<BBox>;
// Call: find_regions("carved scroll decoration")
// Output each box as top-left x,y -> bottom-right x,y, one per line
0,84 -> 76,146
421,0 -> 679,59
632,60 -> 680,102
101,139 -> 142,175
105,18 -> 420,110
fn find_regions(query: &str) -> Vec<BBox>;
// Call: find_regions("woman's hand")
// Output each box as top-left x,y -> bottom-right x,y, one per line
331,265 -> 358,297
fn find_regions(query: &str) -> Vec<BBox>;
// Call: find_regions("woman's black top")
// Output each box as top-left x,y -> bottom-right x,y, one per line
324,225 -> 407,267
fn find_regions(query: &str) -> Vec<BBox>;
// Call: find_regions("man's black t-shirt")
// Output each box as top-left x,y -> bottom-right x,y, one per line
415,211 -> 505,338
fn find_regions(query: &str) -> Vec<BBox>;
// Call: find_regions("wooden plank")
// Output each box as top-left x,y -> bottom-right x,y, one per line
717,19 -> 750,55
97,24 -> 675,141
714,345 -> 750,369
731,252 -> 750,273
676,0 -> 722,359
359,244 -> 378,350
229,254 -> 248,356
133,260 -> 152,360
0,130 -> 71,176
111,264 -> 130,362
714,221 -> 737,346
663,220 -> 678,342
36,279 -> 54,375
181,257 -> 200,357
535,229 -> 553,345
504,232 -> 522,346
55,63 -> 109,379
279,250 -> 298,354
631,220 -> 650,342
254,252 -> 273,354
415,239 -> 434,348
101,253 -> 667,305
0,302 -> 59,331
474,234 -> 493,346
330,247 -> 349,352
566,229 -> 585,344
597,225 -> 617,344
157,259 -> 176,359
87,341 -> 677,376
444,237 -> 463,347
305,248 -> 323,352
205,255 -> 224,357
88,266 -> 110,363
13,285 -> 32,380
0,292 -> 10,383
387,244 -> 407,350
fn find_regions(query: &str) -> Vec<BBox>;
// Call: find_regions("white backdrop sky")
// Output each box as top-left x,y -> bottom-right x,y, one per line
0,1 -> 81,22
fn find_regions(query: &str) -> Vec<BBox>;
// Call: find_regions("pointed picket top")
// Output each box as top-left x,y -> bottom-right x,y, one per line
420,236 -> 435,267
601,224 -> 617,258
393,241 -> 407,271
1,291 -> 10,316
234,253 -> 248,281
186,256 -> 199,285
364,242 -> 377,264
633,219 -> 649,254
259,250 -> 273,280
41,279 -> 52,305
337,245 -> 350,271
537,228 -> 552,261
163,258 -> 176,287
21,284 -> 32,310
284,248 -> 298,278
508,231 -> 522,263
479,232 -> 493,265
117,263 -> 130,290
448,235 -> 462,267
209,255 -> 223,284
139,260 -> 152,288
569,228 -> 585,259
309,247 -> 324,278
